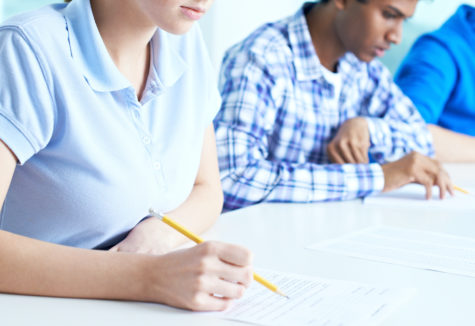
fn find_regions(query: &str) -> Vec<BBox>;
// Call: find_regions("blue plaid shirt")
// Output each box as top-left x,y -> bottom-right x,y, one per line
214,3 -> 433,211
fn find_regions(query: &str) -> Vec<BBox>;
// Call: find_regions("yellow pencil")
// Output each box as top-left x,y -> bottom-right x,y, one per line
454,185 -> 470,195
148,208 -> 289,299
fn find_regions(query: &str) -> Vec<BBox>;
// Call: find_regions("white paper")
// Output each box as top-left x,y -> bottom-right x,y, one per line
363,184 -> 475,210
211,269 -> 414,326
308,226 -> 475,277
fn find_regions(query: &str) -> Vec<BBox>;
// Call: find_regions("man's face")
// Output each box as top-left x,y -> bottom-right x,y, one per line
335,0 -> 418,62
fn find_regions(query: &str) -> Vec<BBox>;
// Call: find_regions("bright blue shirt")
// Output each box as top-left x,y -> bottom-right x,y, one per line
214,3 -> 432,211
0,0 -> 220,248
395,5 -> 475,136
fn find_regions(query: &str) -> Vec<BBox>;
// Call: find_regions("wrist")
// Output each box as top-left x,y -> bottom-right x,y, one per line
381,161 -> 405,192
136,253 -> 173,304
108,252 -> 158,302
381,163 -> 391,192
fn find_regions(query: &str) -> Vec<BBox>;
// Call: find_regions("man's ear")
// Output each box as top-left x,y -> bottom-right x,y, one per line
334,0 -> 349,10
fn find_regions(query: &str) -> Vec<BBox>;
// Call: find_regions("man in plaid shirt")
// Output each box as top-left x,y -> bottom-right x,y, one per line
214,0 -> 453,212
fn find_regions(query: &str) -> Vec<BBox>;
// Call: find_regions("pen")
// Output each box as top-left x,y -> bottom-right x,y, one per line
454,185 -> 470,195
148,208 -> 289,299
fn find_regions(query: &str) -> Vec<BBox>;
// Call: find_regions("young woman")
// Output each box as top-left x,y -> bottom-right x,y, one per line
0,0 -> 252,311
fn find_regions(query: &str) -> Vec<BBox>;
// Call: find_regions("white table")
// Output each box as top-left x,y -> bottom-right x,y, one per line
1,164 -> 474,325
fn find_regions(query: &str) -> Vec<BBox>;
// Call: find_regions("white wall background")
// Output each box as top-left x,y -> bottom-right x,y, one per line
200,0 -> 305,73
1,0 -> 474,74
200,0 -> 475,74
381,0 -> 475,72
0,0 -> 53,19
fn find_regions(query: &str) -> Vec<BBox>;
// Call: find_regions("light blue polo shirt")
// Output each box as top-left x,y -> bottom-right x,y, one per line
0,0 -> 220,249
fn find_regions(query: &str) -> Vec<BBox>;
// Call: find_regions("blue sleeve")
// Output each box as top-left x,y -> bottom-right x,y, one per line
395,35 -> 457,124
0,27 -> 56,164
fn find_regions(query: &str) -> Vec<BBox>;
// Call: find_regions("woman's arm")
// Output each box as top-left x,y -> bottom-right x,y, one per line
0,139 -> 145,300
0,140 -> 144,301
0,139 -> 251,310
110,123 -> 224,254
0,230 -> 252,310
163,122 -> 224,243
428,124 -> 475,162
0,230 -> 149,301
0,139 -> 15,208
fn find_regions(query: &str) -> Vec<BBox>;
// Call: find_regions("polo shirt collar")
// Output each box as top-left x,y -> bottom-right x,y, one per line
63,0 -> 129,92
153,29 -> 187,89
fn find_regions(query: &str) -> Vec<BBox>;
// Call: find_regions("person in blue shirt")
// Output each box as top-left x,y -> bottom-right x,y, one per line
214,0 -> 453,212
395,4 -> 475,162
0,0 -> 252,311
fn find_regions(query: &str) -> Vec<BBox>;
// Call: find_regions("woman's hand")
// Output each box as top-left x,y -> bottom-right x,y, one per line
146,241 -> 254,311
110,217 -> 180,255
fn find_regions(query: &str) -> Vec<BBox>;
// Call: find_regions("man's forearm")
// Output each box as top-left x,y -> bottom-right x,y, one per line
366,116 -> 433,162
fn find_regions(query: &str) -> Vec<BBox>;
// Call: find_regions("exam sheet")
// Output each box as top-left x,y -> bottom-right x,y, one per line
211,269 -> 414,326
308,226 -> 475,277
363,184 -> 475,210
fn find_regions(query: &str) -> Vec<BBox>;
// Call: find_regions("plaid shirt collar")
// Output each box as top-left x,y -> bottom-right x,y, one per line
288,2 -> 365,82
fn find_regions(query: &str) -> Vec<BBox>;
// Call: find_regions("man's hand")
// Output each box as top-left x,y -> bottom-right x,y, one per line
381,152 -> 454,199
327,117 -> 370,164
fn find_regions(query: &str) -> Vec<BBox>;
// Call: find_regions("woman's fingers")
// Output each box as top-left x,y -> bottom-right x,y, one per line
187,292 -> 233,312
217,265 -> 253,288
211,242 -> 253,267
203,276 -> 248,299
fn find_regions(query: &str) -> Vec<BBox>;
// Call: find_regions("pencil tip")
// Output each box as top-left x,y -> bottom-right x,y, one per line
276,289 -> 289,299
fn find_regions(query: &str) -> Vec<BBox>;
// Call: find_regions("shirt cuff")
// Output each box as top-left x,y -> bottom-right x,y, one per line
343,163 -> 385,197
306,163 -> 385,202
367,163 -> 385,194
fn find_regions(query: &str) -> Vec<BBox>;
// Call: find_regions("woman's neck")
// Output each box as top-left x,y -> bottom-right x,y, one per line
90,0 -> 156,100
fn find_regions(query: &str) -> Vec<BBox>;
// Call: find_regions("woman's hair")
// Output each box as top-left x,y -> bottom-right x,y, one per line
65,0 -> 71,2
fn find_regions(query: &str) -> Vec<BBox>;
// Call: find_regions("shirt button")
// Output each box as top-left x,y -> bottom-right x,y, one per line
142,136 -> 151,145
153,162 -> 161,170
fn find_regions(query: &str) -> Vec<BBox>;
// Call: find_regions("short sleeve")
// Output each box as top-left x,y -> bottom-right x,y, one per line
0,27 -> 56,164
